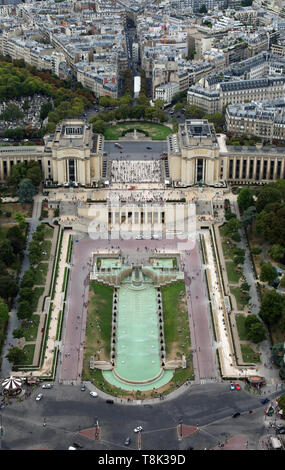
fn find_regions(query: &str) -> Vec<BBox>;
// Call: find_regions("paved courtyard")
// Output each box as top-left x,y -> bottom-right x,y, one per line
59,236 -> 217,385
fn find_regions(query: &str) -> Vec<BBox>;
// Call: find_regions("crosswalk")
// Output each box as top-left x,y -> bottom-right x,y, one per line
200,378 -> 218,384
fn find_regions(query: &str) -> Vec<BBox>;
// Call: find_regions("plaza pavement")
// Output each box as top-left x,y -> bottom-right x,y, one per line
59,236 -> 218,385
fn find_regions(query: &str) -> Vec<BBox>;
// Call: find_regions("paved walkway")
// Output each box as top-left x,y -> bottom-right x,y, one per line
60,237 -> 218,385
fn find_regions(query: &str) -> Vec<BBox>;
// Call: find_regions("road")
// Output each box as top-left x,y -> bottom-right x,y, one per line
104,141 -> 167,160
0,381 -> 271,450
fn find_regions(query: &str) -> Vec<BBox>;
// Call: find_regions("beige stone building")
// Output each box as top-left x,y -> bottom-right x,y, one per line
0,120 -> 103,185
168,119 -> 285,185
168,120 -> 221,185
0,119 -> 285,188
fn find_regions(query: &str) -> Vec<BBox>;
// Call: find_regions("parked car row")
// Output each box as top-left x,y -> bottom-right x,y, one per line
230,382 -> 240,391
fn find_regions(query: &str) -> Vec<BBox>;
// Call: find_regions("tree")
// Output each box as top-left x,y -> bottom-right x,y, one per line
237,188 -> 254,211
0,274 -> 18,301
271,342 -> 285,367
6,346 -> 25,365
33,230 -> 45,242
259,290 -> 285,325
17,300 -> 32,320
13,327 -> 24,339
256,186 -> 282,213
278,395 -> 285,415
174,102 -> 184,112
268,244 -> 285,262
28,240 -> 42,266
260,262 -> 278,284
92,119 -> 107,134
40,101 -> 53,121
185,105 -> 204,119
21,269 -> 36,288
19,287 -> 33,304
199,4 -> 207,13
225,209 -> 236,221
0,103 -> 24,121
224,217 -> 242,238
17,178 -> 36,204
14,212 -> 26,230
242,206 -> 256,230
7,224 -> 25,255
0,239 -> 15,266
9,162 -> 27,185
137,93 -> 149,107
0,300 -> 9,325
245,315 -> 266,343
99,96 -> 112,108
26,162 -> 43,186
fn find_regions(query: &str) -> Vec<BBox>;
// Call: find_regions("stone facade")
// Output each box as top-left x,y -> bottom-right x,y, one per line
0,120 -> 103,185
0,119 -> 285,187
168,119 -> 285,185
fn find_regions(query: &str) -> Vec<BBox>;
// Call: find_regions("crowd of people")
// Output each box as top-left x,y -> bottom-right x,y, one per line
110,160 -> 163,183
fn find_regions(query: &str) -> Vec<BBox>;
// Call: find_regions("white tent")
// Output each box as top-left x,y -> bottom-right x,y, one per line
2,376 -> 22,394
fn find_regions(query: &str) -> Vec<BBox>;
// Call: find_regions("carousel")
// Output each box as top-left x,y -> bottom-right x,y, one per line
1,376 -> 22,397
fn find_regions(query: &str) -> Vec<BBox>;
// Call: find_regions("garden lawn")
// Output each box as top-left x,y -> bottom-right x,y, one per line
235,314 -> 248,340
230,286 -> 249,310
241,344 -> 261,363
43,225 -> 54,239
21,315 -> 40,341
104,122 -> 172,141
31,287 -> 44,313
0,202 -> 32,221
41,240 -> 52,260
161,281 -> 192,363
83,282 -> 113,378
21,344 -> 35,365
35,263 -> 49,286
226,261 -> 242,284
222,241 -> 235,260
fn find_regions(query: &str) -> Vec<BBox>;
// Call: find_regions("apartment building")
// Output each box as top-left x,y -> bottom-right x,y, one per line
155,81 -> 180,105
226,100 -> 285,143
188,77 -> 285,113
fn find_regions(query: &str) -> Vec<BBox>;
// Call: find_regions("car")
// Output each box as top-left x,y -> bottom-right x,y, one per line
42,383 -> 52,389
230,382 -> 235,390
134,426 -> 143,433
261,398 -> 270,404
23,139 -> 29,142
36,393 -> 43,401
81,384 -> 86,391
235,383 -> 241,391
124,437 -> 131,446
232,412 -> 240,418
106,399 -> 114,404
3,138 -> 9,141
90,391 -> 98,397
276,428 -> 285,434
146,146 -> 152,150
72,442 -> 84,449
